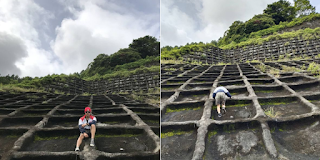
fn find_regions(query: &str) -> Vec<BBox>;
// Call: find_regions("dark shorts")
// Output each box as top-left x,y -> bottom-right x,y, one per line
82,129 -> 91,138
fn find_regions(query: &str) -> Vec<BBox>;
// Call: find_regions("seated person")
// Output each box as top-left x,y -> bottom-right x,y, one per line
75,107 -> 97,151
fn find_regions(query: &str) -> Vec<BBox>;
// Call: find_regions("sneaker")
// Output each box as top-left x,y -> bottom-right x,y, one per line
90,139 -> 95,147
218,113 -> 222,118
222,108 -> 226,114
75,147 -> 80,151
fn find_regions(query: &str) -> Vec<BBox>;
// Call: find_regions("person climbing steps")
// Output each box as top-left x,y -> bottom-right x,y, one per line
212,86 -> 231,118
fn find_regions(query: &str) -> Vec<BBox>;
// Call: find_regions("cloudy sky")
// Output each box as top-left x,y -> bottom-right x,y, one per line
161,0 -> 320,47
0,0 -> 160,77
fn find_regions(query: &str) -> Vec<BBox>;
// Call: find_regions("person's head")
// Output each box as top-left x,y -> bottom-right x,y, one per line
84,107 -> 91,117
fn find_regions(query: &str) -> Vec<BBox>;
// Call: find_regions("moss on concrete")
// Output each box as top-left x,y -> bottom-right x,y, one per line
34,135 -> 78,141
166,106 -> 202,113
161,130 -> 193,138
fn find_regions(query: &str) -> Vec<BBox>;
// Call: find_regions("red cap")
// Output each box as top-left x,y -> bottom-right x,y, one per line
84,107 -> 91,113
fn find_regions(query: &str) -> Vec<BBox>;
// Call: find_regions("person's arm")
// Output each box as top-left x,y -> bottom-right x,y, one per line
212,92 -> 216,98
78,119 -> 86,133
89,117 -> 97,126
226,92 -> 232,98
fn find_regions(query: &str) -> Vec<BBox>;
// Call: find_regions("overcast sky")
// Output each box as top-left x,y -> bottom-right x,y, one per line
161,0 -> 320,47
0,0 -> 160,77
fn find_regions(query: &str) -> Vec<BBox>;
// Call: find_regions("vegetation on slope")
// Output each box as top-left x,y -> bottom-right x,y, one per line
0,35 -> 160,92
161,0 -> 317,60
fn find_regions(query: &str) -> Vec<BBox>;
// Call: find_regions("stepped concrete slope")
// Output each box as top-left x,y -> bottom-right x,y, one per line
183,38 -> 320,64
0,93 -> 159,160
44,72 -> 159,95
161,60 -> 320,160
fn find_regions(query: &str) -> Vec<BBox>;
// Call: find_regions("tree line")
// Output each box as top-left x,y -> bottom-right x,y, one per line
0,35 -> 160,89
161,0 -> 317,60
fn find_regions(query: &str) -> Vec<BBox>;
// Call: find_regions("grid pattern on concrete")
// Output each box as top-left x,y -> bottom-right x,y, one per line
182,38 -> 320,64
0,93 -> 159,160
44,72 -> 159,95
161,61 -> 320,160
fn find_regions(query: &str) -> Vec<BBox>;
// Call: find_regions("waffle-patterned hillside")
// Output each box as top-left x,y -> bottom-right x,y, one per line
161,60 -> 320,160
0,93 -> 159,160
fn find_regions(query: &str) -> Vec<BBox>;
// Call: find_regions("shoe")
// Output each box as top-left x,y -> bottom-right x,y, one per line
218,113 -> 222,118
90,139 -> 95,147
222,108 -> 226,114
75,147 -> 80,151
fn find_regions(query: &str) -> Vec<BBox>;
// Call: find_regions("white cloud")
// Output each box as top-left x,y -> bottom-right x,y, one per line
0,0 -> 59,77
52,0 -> 159,74
0,0 -> 159,77
161,0 -> 287,47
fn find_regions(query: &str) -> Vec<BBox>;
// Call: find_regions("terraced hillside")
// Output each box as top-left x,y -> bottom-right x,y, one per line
0,92 -> 159,160
183,38 -> 320,64
161,60 -> 320,160
40,72 -> 159,95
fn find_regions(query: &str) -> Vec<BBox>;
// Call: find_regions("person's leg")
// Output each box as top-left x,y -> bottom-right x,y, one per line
90,124 -> 96,146
76,133 -> 85,150
215,93 -> 221,114
217,104 -> 221,114
222,95 -> 226,113
90,124 -> 96,139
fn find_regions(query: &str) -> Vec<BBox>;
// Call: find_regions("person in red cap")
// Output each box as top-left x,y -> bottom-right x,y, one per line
75,107 -> 97,151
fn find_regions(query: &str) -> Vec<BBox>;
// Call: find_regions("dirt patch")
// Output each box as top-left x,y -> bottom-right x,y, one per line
243,71 -> 261,75
165,79 -> 187,85
269,116 -> 320,159
185,83 -> 213,90
93,108 -> 126,115
11,154 -> 80,160
162,108 -> 203,122
253,86 -> 292,97
45,117 -> 79,128
211,104 -> 256,120
0,117 -> 43,127
0,109 -> 15,115
220,76 -> 243,81
139,115 -> 159,127
14,109 -> 50,117
175,90 -> 210,102
246,74 -> 271,79
53,109 -> 84,116
204,122 -> 268,160
161,129 -> 197,160
161,84 -> 181,91
29,105 -> 56,110
95,129 -> 156,153
248,79 -> 276,85
25,137 -> 79,152
162,102 -> 204,122
279,76 -> 313,84
97,115 -> 136,126
289,81 -> 320,94
21,129 -> 82,152
129,107 -> 159,114
0,129 -> 27,158
218,80 -> 245,87
227,87 -> 249,98
161,91 -> 174,103
259,97 -> 311,118
305,94 -> 320,108
92,102 -> 114,107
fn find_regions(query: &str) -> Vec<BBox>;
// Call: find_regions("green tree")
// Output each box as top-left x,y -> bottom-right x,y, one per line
264,0 -> 296,25
294,0 -> 316,17
110,48 -> 141,67
129,35 -> 160,58
244,14 -> 275,34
